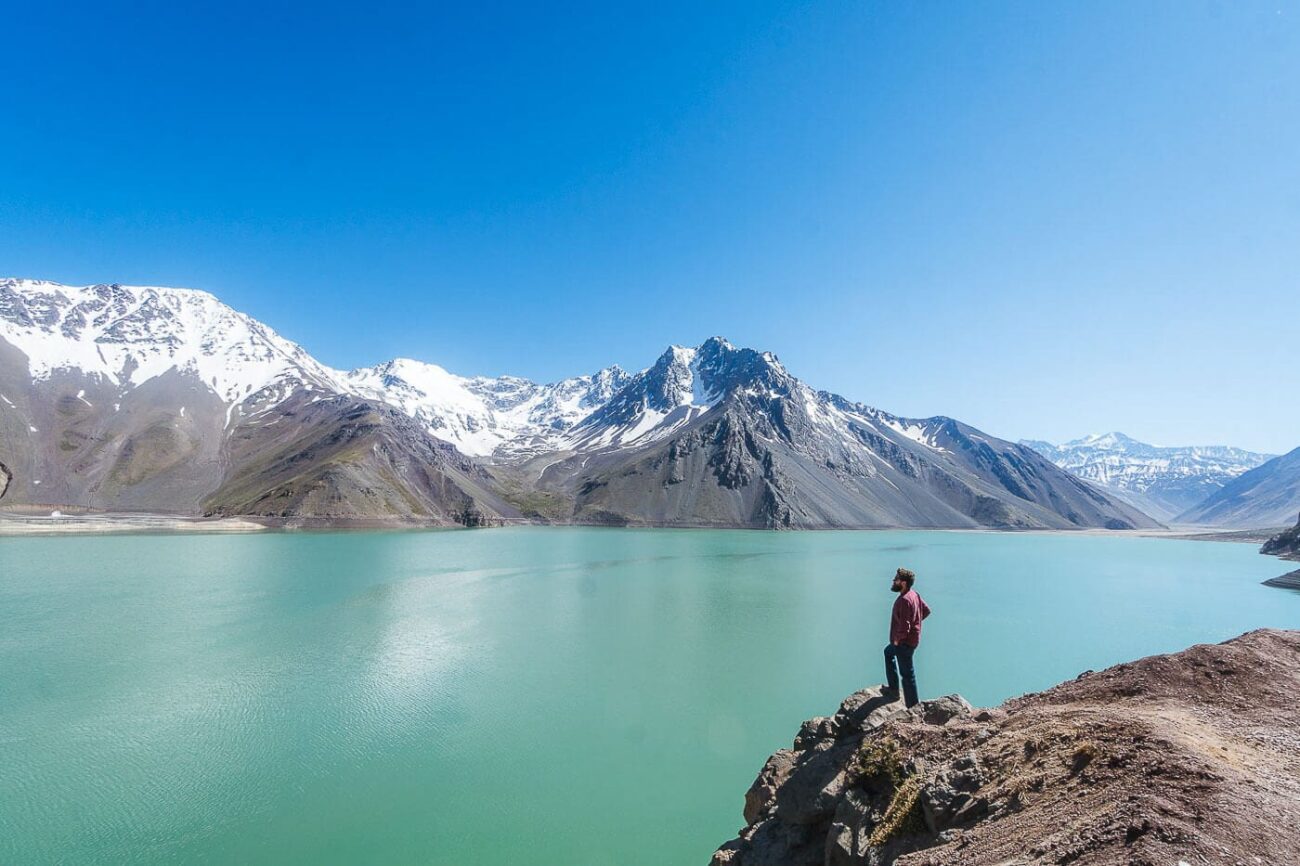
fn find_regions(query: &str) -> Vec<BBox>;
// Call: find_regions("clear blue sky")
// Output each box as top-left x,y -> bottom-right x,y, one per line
2,2 -> 1298,453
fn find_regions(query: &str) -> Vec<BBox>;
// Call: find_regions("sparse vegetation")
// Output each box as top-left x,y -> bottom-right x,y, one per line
867,775 -> 926,847
1070,740 -> 1101,774
852,736 -> 905,788
852,737 -> 928,847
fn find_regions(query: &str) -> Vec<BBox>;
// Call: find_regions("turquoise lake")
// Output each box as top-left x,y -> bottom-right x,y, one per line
1,528 -> 1296,864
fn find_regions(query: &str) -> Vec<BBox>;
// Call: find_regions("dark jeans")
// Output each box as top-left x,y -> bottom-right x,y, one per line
884,643 -> 919,707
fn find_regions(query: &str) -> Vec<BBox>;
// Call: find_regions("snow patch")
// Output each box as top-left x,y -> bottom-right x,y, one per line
881,418 -> 946,452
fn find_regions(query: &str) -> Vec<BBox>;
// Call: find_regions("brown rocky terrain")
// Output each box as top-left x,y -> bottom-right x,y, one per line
711,629 -> 1300,865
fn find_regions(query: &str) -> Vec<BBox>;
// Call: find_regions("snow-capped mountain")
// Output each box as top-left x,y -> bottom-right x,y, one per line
0,278 -> 343,413
1021,432 -> 1274,522
0,278 -> 510,520
561,340 -> 752,450
344,358 -> 630,458
521,338 -> 1156,529
0,278 -> 1157,529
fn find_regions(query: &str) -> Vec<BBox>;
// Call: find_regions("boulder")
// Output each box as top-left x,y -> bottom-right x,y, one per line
774,738 -> 860,825
744,749 -> 796,825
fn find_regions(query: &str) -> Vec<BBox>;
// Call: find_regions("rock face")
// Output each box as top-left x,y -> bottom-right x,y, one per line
1022,432 -> 1274,523
711,630 -> 1300,865
1261,512 -> 1300,559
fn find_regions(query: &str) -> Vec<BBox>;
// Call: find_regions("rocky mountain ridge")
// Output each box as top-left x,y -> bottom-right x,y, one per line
1,278 -> 1155,529
711,629 -> 1300,865
525,339 -> 1156,529
344,357 -> 632,459
1022,432 -> 1274,522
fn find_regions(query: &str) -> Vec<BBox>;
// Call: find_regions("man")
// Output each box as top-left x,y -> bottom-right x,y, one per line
883,567 -> 930,707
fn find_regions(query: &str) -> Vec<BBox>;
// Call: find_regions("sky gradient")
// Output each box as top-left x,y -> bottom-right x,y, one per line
2,1 -> 1298,452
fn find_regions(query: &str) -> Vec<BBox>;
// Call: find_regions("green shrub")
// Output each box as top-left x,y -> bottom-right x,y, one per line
853,737 -> 905,788
868,775 -> 926,846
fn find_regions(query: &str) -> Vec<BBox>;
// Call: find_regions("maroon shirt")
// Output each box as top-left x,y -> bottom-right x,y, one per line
890,589 -> 931,647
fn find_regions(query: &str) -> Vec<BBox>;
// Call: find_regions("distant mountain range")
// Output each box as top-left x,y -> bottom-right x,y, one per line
1020,433 -> 1276,522
0,278 -> 1161,529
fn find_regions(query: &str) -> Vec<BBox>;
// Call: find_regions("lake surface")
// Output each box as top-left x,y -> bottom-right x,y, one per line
2,528 -> 1296,864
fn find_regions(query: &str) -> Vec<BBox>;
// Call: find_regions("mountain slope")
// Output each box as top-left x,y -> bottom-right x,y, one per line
1022,432 -> 1273,522
0,279 -> 509,523
1177,446 -> 1300,528
523,340 -> 1157,529
0,278 -> 343,406
203,392 -> 518,524
1,279 -> 1157,530
344,358 -> 630,458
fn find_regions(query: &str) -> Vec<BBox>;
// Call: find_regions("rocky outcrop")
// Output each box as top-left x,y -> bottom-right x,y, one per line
1261,512 -> 1300,559
711,630 -> 1300,865
1262,514 -> 1300,588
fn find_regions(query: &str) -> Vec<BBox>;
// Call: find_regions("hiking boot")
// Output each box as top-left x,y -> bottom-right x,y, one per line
879,686 -> 900,701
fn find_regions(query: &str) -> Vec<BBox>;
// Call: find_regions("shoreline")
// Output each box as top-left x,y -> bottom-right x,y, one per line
0,513 -> 270,536
0,511 -> 1289,540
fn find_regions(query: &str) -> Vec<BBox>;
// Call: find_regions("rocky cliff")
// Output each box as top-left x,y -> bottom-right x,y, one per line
711,629 -> 1300,866
1261,512 -> 1300,560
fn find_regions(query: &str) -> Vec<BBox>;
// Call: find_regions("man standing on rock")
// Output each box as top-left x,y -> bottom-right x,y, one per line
883,567 -> 930,708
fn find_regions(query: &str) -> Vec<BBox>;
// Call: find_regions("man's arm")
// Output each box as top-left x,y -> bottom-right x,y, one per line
920,597 -> 931,620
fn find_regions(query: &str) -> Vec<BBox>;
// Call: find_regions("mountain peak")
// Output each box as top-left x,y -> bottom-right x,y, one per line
1073,431 -> 1137,448
0,278 -> 339,404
